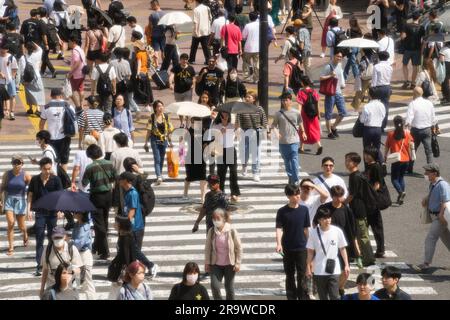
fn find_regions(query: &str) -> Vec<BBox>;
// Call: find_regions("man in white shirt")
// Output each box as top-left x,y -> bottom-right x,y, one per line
189,0 -> 212,65
242,11 -> 259,83
0,44 -> 18,121
306,207 -> 350,300
91,54 -> 117,114
377,28 -> 395,66
359,87 -> 386,162
405,87 -> 436,172
107,19 -> 126,52
370,51 -> 392,131
313,156 -> 348,203
126,16 -> 145,43
275,26 -> 297,63
39,88 -> 76,171
209,9 -> 227,56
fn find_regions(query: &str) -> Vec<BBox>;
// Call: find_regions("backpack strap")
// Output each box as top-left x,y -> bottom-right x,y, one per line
50,288 -> 56,300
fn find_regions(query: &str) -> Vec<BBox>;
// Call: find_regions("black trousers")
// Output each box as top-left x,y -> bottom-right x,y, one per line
226,54 -> 239,71
217,147 -> 241,196
367,209 -> 385,254
189,36 -> 211,64
40,48 -> 55,74
161,44 -> 179,71
441,61 -> 450,101
90,191 -> 112,256
283,249 -> 308,300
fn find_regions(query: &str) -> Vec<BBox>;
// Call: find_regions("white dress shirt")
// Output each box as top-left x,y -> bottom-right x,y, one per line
242,21 -> 260,53
405,97 -> 436,129
371,61 -> 392,87
211,17 -> 227,39
359,99 -> 386,127
377,36 -> 395,65
193,4 -> 211,37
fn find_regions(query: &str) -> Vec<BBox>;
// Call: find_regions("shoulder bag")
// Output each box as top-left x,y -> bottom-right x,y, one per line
421,181 -> 442,224
279,110 -> 299,132
317,227 -> 336,274
220,23 -> 229,59
431,133 -> 440,158
319,64 -> 338,96
352,117 -> 364,138
386,138 -> 404,163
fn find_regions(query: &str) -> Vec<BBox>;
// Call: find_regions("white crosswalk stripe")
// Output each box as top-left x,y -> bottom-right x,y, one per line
0,142 -> 438,299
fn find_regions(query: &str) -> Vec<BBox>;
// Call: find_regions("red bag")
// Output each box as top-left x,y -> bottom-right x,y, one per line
319,64 -> 338,96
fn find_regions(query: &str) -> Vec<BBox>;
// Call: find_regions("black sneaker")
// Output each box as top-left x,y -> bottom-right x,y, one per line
98,253 -> 110,260
331,128 -> 339,138
327,132 -> 336,140
398,192 -> 406,205
316,146 -> 323,155
26,108 -> 34,115
375,252 -> 386,259
34,265 -> 42,277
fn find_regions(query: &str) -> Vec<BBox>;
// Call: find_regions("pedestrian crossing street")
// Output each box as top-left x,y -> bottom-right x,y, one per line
0,141 -> 439,299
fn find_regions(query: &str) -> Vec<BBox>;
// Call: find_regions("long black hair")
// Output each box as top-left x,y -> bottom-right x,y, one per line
393,115 -> 405,140
53,263 -> 70,293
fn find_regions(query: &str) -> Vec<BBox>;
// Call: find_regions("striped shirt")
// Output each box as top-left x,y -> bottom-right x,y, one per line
236,106 -> 268,130
78,109 -> 104,136
82,159 -> 116,193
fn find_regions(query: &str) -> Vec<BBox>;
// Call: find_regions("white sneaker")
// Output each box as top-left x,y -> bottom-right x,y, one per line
150,264 -> 159,278
182,195 -> 189,201
320,53 -> 326,58
154,177 -> 162,185
242,166 -> 248,177
253,175 -> 260,182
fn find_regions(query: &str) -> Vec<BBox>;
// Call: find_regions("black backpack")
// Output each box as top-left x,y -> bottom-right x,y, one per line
287,61 -> 303,94
81,0 -> 92,9
62,102 -> 77,137
96,65 -> 113,96
288,39 -> 303,60
302,91 -> 318,118
332,29 -> 349,56
46,19 -> 60,49
4,33 -> 23,59
22,57 -> 36,83
135,177 -> 156,217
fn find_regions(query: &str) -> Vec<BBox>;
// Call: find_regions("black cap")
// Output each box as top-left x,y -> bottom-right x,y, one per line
207,174 -> 220,184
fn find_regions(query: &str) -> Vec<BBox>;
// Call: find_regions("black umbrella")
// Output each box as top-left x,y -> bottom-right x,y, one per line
216,101 -> 259,114
90,6 -> 113,26
31,190 -> 96,213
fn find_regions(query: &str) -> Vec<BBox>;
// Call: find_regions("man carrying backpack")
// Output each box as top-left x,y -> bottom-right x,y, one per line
326,17 -> 347,61
91,53 -> 117,114
39,88 -> 76,172
39,226 -> 83,299
20,9 -> 47,48
282,48 -> 304,96
275,26 -> 299,64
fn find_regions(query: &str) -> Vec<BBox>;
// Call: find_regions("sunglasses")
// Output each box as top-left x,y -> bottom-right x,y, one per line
323,164 -> 334,167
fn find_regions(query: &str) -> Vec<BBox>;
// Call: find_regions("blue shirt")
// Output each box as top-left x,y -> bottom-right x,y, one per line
342,293 -> 380,300
72,222 -> 92,251
124,186 -> 144,232
113,108 -> 134,140
428,178 -> 450,213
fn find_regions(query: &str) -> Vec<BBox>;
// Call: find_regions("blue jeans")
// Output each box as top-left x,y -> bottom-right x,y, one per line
391,161 -> 408,194
243,129 -> 261,174
324,93 -> 347,121
344,48 -> 360,80
150,136 -> 168,178
35,212 -> 57,266
279,143 -> 300,184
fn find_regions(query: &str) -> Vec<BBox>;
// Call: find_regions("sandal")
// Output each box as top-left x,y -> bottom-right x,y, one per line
23,237 -> 29,247
6,248 -> 14,256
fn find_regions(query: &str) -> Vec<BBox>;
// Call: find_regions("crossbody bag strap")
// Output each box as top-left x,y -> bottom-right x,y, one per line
316,227 -> 328,258
317,175 -> 332,194
279,110 -> 299,132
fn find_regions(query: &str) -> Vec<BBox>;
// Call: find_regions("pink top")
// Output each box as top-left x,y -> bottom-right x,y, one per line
71,46 -> 86,80
215,232 -> 231,266
220,23 -> 242,55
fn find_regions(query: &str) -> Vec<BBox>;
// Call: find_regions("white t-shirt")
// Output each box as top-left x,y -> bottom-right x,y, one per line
242,21 -> 260,53
108,25 -> 126,48
42,145 -> 59,175
439,47 -> 450,62
306,225 -> 348,276
73,150 -> 92,192
377,36 -> 395,65
40,99 -> 76,141
313,174 -> 348,202
211,17 -> 227,39
91,63 -> 117,82
299,194 -> 323,225
132,25 -> 145,38
193,4 -> 211,37
0,53 -> 17,85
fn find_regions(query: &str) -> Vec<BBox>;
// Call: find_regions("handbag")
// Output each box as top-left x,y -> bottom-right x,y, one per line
420,207 -> 432,224
386,138 -> 404,164
317,228 -> 336,274
319,64 -> 338,96
352,118 -> 364,138
107,257 -> 126,282
421,71 -> 433,98
431,133 -> 440,158
434,59 -> 446,84
166,148 -> 179,178
63,78 -> 72,99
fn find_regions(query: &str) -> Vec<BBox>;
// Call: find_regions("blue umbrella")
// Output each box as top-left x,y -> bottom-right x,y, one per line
31,191 -> 96,213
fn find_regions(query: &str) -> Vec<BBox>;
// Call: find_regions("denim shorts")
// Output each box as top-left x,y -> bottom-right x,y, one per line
151,36 -> 166,52
324,93 -> 347,121
402,50 -> 421,66
4,195 -> 26,215
7,81 -> 16,97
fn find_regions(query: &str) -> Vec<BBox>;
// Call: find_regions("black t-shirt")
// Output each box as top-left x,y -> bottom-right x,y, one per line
348,171 -> 367,219
20,18 -> 44,44
319,202 -> 356,246
28,174 -> 63,206
171,64 -> 196,94
275,204 -> 310,251
403,23 -> 424,51
203,190 -> 229,230
374,287 -> 412,300
394,0 -> 409,18
168,283 -> 210,300
198,67 -> 224,104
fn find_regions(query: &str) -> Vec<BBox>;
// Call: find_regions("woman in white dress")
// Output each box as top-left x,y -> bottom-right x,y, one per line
21,42 -> 45,116
415,58 -> 440,104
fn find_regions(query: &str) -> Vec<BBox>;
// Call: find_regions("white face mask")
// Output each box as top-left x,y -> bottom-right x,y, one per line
213,220 -> 224,229
229,73 -> 238,81
53,238 -> 65,248
186,273 -> 198,285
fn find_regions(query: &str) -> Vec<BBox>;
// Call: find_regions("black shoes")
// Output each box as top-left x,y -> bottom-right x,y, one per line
316,146 -> 323,155
331,128 -> 339,138
375,252 -> 386,259
34,265 -> 42,276
327,132 -> 336,140
397,192 -> 406,205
